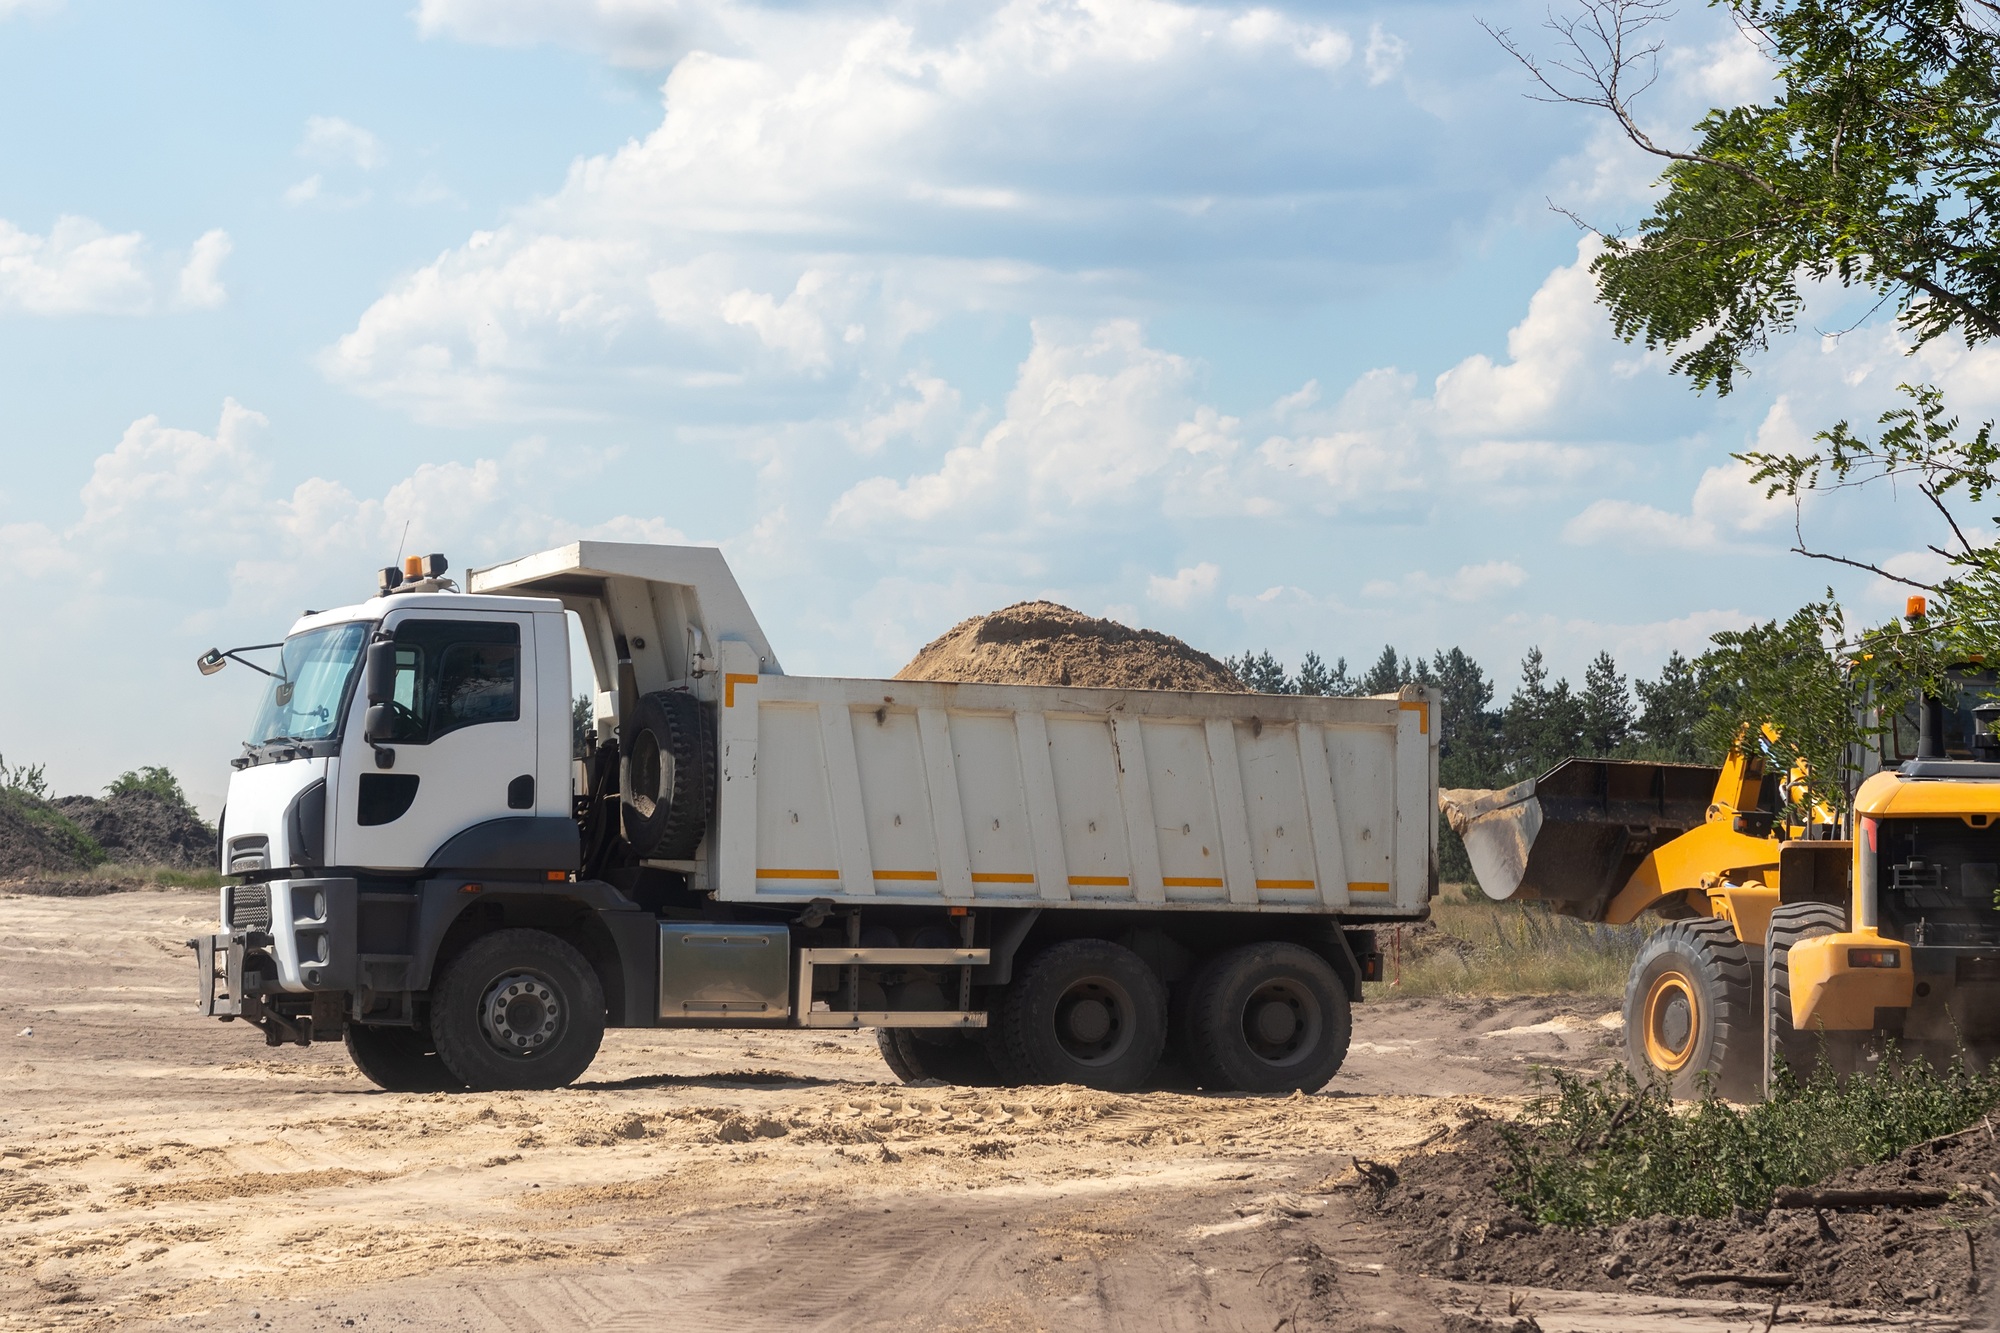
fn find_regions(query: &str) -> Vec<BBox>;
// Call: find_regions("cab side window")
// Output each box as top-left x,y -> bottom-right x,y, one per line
385,620 -> 521,743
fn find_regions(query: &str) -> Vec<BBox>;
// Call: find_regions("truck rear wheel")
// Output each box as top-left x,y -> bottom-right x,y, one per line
1183,943 -> 1351,1094
1766,902 -> 1858,1090
344,1020 -> 462,1093
996,940 -> 1166,1091
876,1029 -> 1001,1085
431,929 -> 606,1092
1623,919 -> 1759,1099
622,690 -> 715,860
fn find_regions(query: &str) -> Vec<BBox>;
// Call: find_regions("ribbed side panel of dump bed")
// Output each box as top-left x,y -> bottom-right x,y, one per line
708,647 -> 1434,917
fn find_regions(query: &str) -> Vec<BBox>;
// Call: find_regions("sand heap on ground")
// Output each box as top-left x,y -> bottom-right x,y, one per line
0,788 -> 215,875
896,601 -> 1246,692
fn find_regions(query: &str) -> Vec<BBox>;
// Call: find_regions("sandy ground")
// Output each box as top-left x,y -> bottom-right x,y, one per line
0,888 -> 1971,1332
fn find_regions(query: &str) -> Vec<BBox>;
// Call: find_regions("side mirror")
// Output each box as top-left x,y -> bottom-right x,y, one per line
365,640 -> 398,705
364,702 -> 397,746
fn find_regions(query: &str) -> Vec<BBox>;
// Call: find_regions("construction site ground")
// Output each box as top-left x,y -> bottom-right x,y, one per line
0,886 -> 1983,1332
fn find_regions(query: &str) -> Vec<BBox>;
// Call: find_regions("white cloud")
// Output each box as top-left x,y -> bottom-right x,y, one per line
1432,236 -> 1609,436
334,0 -> 1453,420
302,114 -> 385,170
177,229 -> 231,309
1363,23 -> 1405,85
1364,560 -> 1527,604
1148,561 -> 1219,607
1564,400 -> 1797,551
0,215 -> 150,315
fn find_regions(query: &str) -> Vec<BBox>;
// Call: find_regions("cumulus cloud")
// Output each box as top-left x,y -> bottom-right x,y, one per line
1148,561 -> 1219,607
0,216 -> 151,315
1363,560 -> 1527,604
332,0 -> 1480,420
177,229 -> 231,308
1563,400 -> 1798,551
301,114 -> 385,170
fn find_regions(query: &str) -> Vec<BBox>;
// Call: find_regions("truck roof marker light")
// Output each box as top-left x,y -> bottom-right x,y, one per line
404,555 -> 424,580
1907,595 -> 1928,619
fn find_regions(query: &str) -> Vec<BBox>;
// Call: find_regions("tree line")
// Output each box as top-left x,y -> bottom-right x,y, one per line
1223,644 -> 1718,881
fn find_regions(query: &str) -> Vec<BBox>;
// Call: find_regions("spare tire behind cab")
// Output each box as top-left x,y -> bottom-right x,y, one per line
621,690 -> 716,859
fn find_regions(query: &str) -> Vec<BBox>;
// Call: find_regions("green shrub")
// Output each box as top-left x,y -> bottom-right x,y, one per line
106,766 -> 191,806
0,754 -> 50,800
1501,1055 -> 2000,1227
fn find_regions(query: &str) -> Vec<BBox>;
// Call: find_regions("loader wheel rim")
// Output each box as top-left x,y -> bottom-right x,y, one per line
1642,972 -> 1698,1073
479,971 -> 564,1058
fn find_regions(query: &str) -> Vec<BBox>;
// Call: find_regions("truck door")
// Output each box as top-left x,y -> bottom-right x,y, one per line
331,610 -> 539,870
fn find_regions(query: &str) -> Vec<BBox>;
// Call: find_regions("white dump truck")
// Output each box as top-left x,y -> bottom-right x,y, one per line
191,542 -> 1437,1094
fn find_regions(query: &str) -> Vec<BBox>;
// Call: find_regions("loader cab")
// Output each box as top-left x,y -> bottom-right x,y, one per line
1876,667 -> 2000,766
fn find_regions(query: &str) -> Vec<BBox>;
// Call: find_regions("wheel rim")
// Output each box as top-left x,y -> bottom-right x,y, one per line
479,971 -> 564,1058
627,731 -> 672,820
1237,978 -> 1323,1068
1642,971 -> 1699,1072
1051,975 -> 1136,1066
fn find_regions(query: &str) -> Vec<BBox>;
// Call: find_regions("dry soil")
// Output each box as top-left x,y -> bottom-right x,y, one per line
0,887 -> 1977,1332
895,602 -> 1246,693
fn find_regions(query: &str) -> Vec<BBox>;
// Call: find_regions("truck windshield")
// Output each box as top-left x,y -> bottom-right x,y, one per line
1875,816 -> 2000,946
247,623 -> 368,745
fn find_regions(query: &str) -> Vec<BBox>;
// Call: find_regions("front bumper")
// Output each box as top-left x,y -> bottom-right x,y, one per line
193,877 -> 358,1043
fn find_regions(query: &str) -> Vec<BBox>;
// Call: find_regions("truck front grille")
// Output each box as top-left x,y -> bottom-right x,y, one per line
229,884 -> 271,930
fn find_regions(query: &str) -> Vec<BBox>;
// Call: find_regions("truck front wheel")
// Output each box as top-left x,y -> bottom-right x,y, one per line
996,940 -> 1167,1091
431,929 -> 607,1092
1184,943 -> 1351,1094
1623,919 -> 1759,1099
344,1020 -> 462,1093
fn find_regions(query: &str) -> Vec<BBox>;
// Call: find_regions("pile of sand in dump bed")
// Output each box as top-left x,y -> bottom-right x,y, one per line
895,601 -> 1247,692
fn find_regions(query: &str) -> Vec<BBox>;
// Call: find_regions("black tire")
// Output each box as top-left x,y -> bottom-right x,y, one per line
622,690 -> 715,859
1623,918 -> 1760,1099
996,940 -> 1167,1091
876,1029 -> 1002,1086
431,929 -> 606,1092
344,1020 -> 462,1093
1765,902 -> 1854,1091
1184,943 -> 1352,1094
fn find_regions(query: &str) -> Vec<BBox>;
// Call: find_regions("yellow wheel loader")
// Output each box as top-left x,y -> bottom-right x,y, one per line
1444,676 -> 2000,1096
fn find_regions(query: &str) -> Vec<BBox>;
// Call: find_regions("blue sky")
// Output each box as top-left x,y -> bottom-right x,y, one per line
0,0 -> 1980,811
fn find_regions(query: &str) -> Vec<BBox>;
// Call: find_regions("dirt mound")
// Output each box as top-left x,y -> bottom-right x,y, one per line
895,601 -> 1246,692
0,790 -> 102,875
54,790 -> 214,868
1368,1114 -> 1993,1315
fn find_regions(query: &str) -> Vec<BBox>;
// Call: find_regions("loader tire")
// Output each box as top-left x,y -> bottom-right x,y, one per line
1183,943 -> 1351,1094
621,690 -> 715,860
344,1020 -> 462,1093
1765,902 -> 1860,1091
996,940 -> 1167,1091
1623,918 -> 1760,1099
876,1029 -> 1001,1086
432,929 -> 606,1092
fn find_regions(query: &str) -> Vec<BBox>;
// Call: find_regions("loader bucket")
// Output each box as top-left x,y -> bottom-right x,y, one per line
1439,759 -> 1722,921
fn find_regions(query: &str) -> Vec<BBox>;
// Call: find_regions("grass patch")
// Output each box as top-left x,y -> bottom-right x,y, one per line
1501,1057 -> 2000,1227
1367,895 -> 1644,999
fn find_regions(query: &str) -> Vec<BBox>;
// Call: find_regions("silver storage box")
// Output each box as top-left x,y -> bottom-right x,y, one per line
658,922 -> 791,1023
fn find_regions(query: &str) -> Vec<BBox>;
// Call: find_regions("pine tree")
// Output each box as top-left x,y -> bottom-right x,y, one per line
1633,652 -> 1713,762
1501,648 -> 1585,779
1580,651 -> 1633,757
1294,652 -> 1334,696
1232,651 -> 1294,694
1360,646 -> 1404,695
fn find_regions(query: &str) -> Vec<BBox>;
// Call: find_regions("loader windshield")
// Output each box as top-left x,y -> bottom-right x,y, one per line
246,623 -> 368,747
1874,816 -> 2000,947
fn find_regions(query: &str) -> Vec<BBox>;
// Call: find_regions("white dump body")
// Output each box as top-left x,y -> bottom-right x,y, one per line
471,542 -> 1438,919
710,670 -> 1436,916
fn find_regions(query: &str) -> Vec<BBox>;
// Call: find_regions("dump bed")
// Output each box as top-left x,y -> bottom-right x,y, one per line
710,673 -> 1437,916
471,541 -> 1438,919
